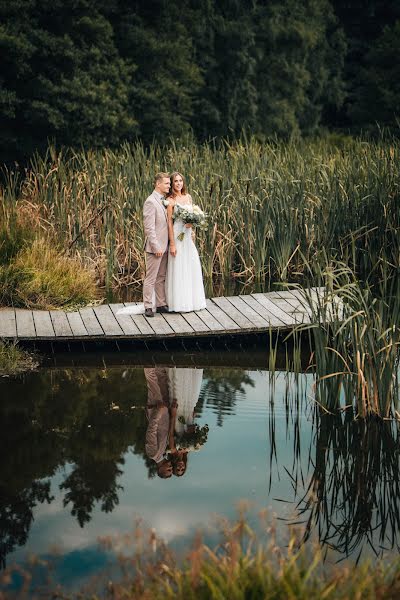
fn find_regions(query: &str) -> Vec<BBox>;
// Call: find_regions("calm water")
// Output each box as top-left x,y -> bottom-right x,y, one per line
1,348 -> 400,593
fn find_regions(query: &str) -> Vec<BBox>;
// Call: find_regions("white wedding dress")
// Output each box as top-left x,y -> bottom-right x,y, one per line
167,367 -> 203,435
117,201 -> 206,316
166,202 -> 206,312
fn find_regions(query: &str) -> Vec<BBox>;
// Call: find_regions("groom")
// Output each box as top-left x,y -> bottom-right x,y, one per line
143,172 -> 171,317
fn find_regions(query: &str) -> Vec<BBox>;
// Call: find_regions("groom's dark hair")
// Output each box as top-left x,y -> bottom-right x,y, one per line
154,172 -> 170,185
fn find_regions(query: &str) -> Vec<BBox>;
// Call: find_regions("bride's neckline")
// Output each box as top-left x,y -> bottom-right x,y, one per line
172,195 -> 192,206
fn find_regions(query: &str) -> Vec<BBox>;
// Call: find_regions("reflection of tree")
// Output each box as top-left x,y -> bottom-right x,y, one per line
0,481 -> 53,569
0,366 -> 149,565
293,411 -> 400,558
198,369 -> 255,426
60,460 -> 123,527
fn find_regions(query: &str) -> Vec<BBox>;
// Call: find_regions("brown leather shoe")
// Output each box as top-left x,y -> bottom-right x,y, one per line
145,308 -> 154,317
157,306 -> 169,313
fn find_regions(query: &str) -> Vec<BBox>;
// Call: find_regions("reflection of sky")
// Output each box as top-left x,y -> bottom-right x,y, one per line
17,364 -> 400,591
7,369 -> 318,589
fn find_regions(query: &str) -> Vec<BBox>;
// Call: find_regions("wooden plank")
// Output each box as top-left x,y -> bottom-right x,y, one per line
251,294 -> 295,326
240,295 -> 285,328
150,314 -> 175,336
272,291 -> 314,321
226,296 -> 270,328
205,299 -> 239,331
289,289 -> 345,321
268,295 -> 300,312
181,311 -> 210,333
79,307 -> 104,336
130,314 -> 156,335
122,304 -> 157,335
50,311 -> 73,337
33,311 -> 55,337
162,312 -> 194,334
109,304 -> 141,336
93,305 -> 124,336
270,290 -> 299,301
266,297 -> 310,324
66,311 -> 89,337
124,302 -> 156,337
15,309 -> 36,338
0,309 -> 16,338
194,308 -> 224,332
211,297 -> 255,330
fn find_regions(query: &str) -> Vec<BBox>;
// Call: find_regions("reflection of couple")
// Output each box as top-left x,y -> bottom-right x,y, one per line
118,172 -> 206,317
144,367 -> 207,479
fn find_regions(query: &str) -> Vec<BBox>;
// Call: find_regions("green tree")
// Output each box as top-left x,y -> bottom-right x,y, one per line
350,21 -> 400,130
189,0 -> 258,139
254,0 -> 346,137
111,0 -> 202,143
330,0 -> 400,130
0,0 -> 136,162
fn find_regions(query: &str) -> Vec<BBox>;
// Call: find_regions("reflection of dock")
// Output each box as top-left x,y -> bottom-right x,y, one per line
0,287 -> 337,343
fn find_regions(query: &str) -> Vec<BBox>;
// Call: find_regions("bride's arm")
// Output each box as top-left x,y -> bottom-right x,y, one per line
167,202 -> 177,257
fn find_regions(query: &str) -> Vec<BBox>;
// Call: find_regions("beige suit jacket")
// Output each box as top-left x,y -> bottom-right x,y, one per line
143,191 -> 169,254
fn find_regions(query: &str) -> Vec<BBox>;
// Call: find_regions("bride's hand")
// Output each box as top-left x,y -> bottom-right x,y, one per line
185,223 -> 193,228
170,244 -> 177,257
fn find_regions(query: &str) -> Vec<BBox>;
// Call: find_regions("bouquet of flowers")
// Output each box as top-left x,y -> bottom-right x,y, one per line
175,420 -> 209,451
173,204 -> 208,241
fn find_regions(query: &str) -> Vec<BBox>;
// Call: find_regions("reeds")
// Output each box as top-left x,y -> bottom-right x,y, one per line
294,259 -> 400,418
2,135 -> 398,294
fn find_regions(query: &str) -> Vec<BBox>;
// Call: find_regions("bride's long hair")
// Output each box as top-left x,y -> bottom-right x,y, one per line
168,171 -> 187,197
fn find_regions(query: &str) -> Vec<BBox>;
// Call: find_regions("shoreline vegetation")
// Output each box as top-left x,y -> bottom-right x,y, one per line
4,513 -> 400,599
0,340 -> 38,377
1,135 -> 398,294
0,136 -> 399,411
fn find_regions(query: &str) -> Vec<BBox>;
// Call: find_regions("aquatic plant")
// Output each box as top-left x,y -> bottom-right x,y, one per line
1,135 -> 398,294
0,341 -> 37,376
294,260 -> 400,418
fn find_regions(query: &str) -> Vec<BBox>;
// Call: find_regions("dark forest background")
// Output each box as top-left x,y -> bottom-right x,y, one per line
1,0 -> 399,163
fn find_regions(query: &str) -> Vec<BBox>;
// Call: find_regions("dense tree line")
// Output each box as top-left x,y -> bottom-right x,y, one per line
0,0 -> 398,162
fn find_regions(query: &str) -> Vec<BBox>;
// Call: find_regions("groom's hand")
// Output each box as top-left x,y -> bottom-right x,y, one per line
155,250 -> 163,257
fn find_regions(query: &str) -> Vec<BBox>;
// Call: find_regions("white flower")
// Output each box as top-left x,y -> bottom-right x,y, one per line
162,199 -> 170,207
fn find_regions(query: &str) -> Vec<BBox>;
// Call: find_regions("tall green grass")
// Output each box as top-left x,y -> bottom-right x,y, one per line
2,136 -> 398,293
291,258 -> 400,418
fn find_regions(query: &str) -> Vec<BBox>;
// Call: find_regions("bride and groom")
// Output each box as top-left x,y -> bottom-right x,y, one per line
118,171 -> 206,317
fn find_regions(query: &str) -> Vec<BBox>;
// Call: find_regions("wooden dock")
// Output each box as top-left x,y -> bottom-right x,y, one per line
0,288 -> 330,342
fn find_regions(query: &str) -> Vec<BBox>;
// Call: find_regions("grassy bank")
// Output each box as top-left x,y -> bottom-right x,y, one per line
0,340 -> 37,376
1,135 -> 398,294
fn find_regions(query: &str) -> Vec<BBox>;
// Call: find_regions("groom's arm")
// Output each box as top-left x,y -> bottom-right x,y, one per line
143,199 -> 162,254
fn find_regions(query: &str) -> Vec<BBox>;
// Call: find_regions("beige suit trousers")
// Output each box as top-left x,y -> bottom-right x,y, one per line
143,251 -> 168,309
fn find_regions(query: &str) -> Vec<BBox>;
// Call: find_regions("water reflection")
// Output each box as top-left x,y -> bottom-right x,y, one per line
0,364 -> 252,568
293,412 -> 400,558
2,361 -> 400,577
144,368 -> 209,479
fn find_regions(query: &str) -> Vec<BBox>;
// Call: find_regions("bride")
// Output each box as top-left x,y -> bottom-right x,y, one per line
166,172 -> 206,312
